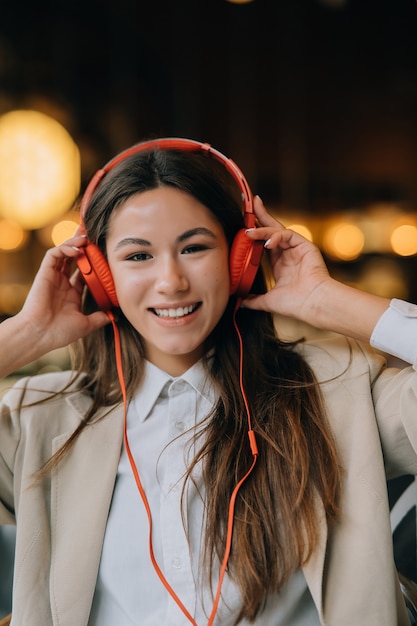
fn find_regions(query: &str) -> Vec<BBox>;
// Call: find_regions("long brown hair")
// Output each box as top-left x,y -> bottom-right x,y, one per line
44,147 -> 341,622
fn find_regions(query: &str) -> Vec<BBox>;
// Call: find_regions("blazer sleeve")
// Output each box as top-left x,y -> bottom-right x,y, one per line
0,370 -> 81,525
0,378 -> 27,524
301,335 -> 417,481
370,352 -> 417,478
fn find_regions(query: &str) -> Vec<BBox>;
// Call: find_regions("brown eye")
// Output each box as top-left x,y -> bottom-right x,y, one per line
128,252 -> 152,261
182,244 -> 208,254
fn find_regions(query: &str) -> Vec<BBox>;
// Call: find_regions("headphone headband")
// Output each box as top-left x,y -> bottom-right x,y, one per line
77,137 -> 263,309
80,137 -> 255,229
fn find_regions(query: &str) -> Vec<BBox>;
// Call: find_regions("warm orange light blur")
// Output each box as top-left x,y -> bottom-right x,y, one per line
36,211 -> 79,248
0,218 -> 28,250
390,224 -> 417,256
51,219 -> 78,245
323,222 -> 364,260
0,110 -> 80,229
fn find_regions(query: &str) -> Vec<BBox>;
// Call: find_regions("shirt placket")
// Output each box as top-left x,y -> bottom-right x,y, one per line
160,378 -> 198,625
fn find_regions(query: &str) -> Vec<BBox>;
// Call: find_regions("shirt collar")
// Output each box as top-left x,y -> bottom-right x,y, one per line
133,358 -> 217,423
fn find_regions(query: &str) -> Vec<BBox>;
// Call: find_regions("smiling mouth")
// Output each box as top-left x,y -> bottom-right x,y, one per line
152,303 -> 201,319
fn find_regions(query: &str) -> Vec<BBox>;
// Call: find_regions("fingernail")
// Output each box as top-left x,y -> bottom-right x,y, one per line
245,228 -> 256,234
264,238 -> 272,248
71,246 -> 81,251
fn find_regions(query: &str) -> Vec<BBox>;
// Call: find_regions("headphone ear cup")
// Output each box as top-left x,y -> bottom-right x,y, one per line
76,242 -> 119,311
229,229 -> 264,298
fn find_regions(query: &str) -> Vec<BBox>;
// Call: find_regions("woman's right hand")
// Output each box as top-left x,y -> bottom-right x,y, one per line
0,234 -> 110,377
21,233 -> 110,348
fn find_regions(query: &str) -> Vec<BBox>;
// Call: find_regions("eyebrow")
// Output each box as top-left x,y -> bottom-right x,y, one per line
113,237 -> 151,251
113,227 -> 218,251
177,227 -> 217,242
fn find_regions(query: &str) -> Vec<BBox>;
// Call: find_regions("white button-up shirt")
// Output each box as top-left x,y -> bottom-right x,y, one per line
371,298 -> 417,366
88,298 -> 417,625
88,358 -> 319,625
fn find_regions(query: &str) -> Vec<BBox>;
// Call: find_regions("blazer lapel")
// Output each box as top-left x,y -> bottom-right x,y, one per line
301,492 -> 328,623
49,398 -> 124,626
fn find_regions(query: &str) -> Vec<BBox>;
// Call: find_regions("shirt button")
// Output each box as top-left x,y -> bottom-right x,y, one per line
172,557 -> 182,569
170,380 -> 187,394
175,420 -> 186,432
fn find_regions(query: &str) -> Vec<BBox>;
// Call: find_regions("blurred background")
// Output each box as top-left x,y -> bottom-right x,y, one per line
1,0 -> 417,371
1,2 -> 417,611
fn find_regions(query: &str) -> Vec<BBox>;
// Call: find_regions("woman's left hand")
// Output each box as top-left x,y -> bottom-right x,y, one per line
242,196 -> 333,324
243,197 -> 390,341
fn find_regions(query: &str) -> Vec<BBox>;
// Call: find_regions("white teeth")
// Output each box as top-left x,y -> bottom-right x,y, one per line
154,304 -> 198,318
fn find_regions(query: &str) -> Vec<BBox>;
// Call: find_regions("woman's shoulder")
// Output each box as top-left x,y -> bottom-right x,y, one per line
1,369 -> 87,407
294,334 -> 387,383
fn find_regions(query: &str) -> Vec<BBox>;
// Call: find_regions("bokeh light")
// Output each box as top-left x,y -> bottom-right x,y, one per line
390,223 -> 417,257
0,110 -> 80,229
0,219 -> 28,250
322,222 -> 365,260
51,219 -> 79,246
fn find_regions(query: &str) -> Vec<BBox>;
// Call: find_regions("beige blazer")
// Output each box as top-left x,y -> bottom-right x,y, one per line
1,336 -> 416,625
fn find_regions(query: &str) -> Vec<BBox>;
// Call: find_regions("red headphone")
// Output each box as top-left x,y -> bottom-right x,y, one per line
76,138 -> 264,310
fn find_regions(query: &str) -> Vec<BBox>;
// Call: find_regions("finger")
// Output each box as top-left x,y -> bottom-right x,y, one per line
74,224 -> 87,237
70,268 -> 87,293
253,196 -> 285,228
262,227 -> 308,251
86,310 -> 112,331
245,226 -> 286,252
264,228 -> 299,250
60,233 -> 88,249
44,237 -> 88,267
245,196 -> 288,246
240,293 -> 270,312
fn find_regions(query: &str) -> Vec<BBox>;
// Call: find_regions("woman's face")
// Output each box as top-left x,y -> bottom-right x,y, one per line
106,186 -> 231,376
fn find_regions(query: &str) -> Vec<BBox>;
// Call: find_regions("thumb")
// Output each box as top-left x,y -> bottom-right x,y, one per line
240,293 -> 269,312
86,310 -> 112,333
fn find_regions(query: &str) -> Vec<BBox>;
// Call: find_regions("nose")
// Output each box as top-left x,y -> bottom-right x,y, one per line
155,256 -> 189,294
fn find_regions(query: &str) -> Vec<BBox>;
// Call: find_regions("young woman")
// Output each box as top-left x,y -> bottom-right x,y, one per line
0,139 -> 416,626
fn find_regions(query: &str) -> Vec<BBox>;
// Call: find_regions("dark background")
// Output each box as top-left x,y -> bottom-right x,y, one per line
1,0 -> 417,207
1,0 -> 417,301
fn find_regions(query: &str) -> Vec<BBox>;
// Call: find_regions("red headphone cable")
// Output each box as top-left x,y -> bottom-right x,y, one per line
108,304 -> 258,626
